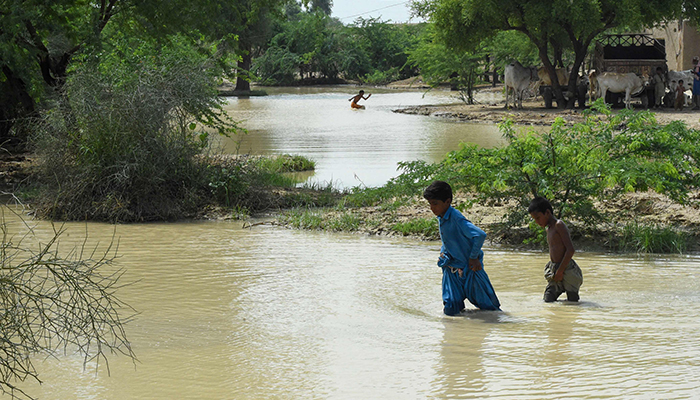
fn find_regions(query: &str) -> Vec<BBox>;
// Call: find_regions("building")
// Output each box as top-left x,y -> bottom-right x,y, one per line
646,20 -> 700,71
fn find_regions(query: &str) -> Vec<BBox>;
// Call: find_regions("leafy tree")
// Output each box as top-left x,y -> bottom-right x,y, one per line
415,0 -> 691,108
225,0 -> 286,92
0,0 -> 271,142
419,101 -> 700,228
408,25 -> 483,103
311,0 -> 333,15
351,17 -> 422,81
30,32 -> 236,222
253,12 -> 372,84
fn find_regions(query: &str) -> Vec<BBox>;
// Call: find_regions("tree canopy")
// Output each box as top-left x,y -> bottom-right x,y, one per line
414,0 -> 694,107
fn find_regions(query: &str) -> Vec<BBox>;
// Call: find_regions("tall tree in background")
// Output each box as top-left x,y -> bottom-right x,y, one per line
230,0 -> 284,93
415,0 -> 691,108
0,0 -> 247,144
311,0 -> 333,15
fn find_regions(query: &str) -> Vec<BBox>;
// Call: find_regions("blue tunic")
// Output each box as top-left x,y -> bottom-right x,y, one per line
437,206 -> 501,314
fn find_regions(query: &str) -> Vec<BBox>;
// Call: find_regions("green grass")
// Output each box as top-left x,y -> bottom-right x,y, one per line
257,154 -> 315,173
391,217 -> 438,238
279,208 -> 325,230
279,208 -> 361,232
618,222 -> 688,253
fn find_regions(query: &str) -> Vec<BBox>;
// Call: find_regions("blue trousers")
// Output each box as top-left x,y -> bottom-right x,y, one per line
442,266 -> 501,315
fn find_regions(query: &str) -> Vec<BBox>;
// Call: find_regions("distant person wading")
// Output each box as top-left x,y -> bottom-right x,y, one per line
349,90 -> 371,109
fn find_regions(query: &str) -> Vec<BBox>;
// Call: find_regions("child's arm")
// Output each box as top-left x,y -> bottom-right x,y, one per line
463,220 -> 487,271
553,220 -> 575,282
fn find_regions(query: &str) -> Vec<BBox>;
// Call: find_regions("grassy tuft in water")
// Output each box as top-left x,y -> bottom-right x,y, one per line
617,222 -> 688,253
391,218 -> 438,238
256,154 -> 315,173
279,208 -> 359,232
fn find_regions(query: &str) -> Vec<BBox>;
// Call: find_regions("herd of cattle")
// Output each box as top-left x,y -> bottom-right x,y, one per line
504,61 -> 696,109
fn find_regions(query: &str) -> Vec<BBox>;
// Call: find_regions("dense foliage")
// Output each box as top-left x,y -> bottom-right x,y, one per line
29,33 -> 235,222
415,0 -> 697,108
253,13 -> 424,85
408,28 -> 538,103
345,101 -> 700,240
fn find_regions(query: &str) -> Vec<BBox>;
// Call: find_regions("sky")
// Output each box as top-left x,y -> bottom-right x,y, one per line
330,0 -> 424,24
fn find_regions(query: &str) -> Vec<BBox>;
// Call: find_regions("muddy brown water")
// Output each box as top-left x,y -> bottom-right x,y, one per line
14,88 -> 700,399
217,86 -> 506,188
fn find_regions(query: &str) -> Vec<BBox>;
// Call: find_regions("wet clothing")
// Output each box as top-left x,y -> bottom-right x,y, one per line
694,64 -> 700,95
544,259 -> 583,302
350,101 -> 364,109
437,206 -> 501,314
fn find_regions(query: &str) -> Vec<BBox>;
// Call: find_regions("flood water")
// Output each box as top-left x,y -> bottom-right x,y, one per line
218,86 -> 506,188
13,88 -> 700,399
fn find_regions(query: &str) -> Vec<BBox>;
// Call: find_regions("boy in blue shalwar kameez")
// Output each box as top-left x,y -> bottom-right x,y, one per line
423,181 -> 501,315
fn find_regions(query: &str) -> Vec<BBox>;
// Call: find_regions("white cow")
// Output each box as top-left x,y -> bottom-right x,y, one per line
589,71 -> 645,109
504,61 -> 536,109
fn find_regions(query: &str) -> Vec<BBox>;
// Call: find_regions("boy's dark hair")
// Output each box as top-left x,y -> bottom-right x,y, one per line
359,90 -> 364,94
423,180 -> 452,202
528,196 -> 553,214
679,80 -> 684,85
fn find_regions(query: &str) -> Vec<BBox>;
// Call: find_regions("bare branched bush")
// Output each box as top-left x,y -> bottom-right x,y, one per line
0,210 -> 135,399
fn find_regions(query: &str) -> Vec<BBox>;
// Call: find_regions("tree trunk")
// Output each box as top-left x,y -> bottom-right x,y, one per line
539,52 -> 567,108
234,51 -> 252,92
0,66 -> 36,147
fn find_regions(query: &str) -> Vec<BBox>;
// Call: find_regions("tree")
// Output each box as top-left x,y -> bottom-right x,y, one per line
0,215 -> 135,399
408,25 -> 483,103
351,17 -> 422,82
311,0 -> 333,15
415,0 -> 690,108
0,0 -> 258,143
398,101 -> 700,229
226,0 -> 285,93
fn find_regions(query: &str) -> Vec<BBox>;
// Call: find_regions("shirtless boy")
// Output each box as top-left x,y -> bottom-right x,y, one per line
349,90 -> 371,109
528,197 -> 583,302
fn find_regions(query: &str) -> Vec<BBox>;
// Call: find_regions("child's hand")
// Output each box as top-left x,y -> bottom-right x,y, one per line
468,258 -> 482,271
553,268 -> 565,282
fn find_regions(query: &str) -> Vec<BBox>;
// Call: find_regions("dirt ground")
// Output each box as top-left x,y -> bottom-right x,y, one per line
391,84 -> 700,129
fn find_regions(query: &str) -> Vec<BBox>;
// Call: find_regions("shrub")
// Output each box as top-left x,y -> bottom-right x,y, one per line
399,101 -> 700,231
618,222 -> 688,253
29,37 -> 237,222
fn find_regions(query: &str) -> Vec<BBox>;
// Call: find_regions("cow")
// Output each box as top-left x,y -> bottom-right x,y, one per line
666,70 -> 694,92
588,71 -> 645,109
533,66 -> 569,91
504,61 -> 537,109
588,69 -> 598,101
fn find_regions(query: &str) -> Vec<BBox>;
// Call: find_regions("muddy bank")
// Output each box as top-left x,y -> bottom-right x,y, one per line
271,190 -> 700,253
393,85 -> 700,129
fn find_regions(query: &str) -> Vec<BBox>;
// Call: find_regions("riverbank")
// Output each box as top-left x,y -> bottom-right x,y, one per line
392,84 -> 700,129
273,189 -> 700,253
